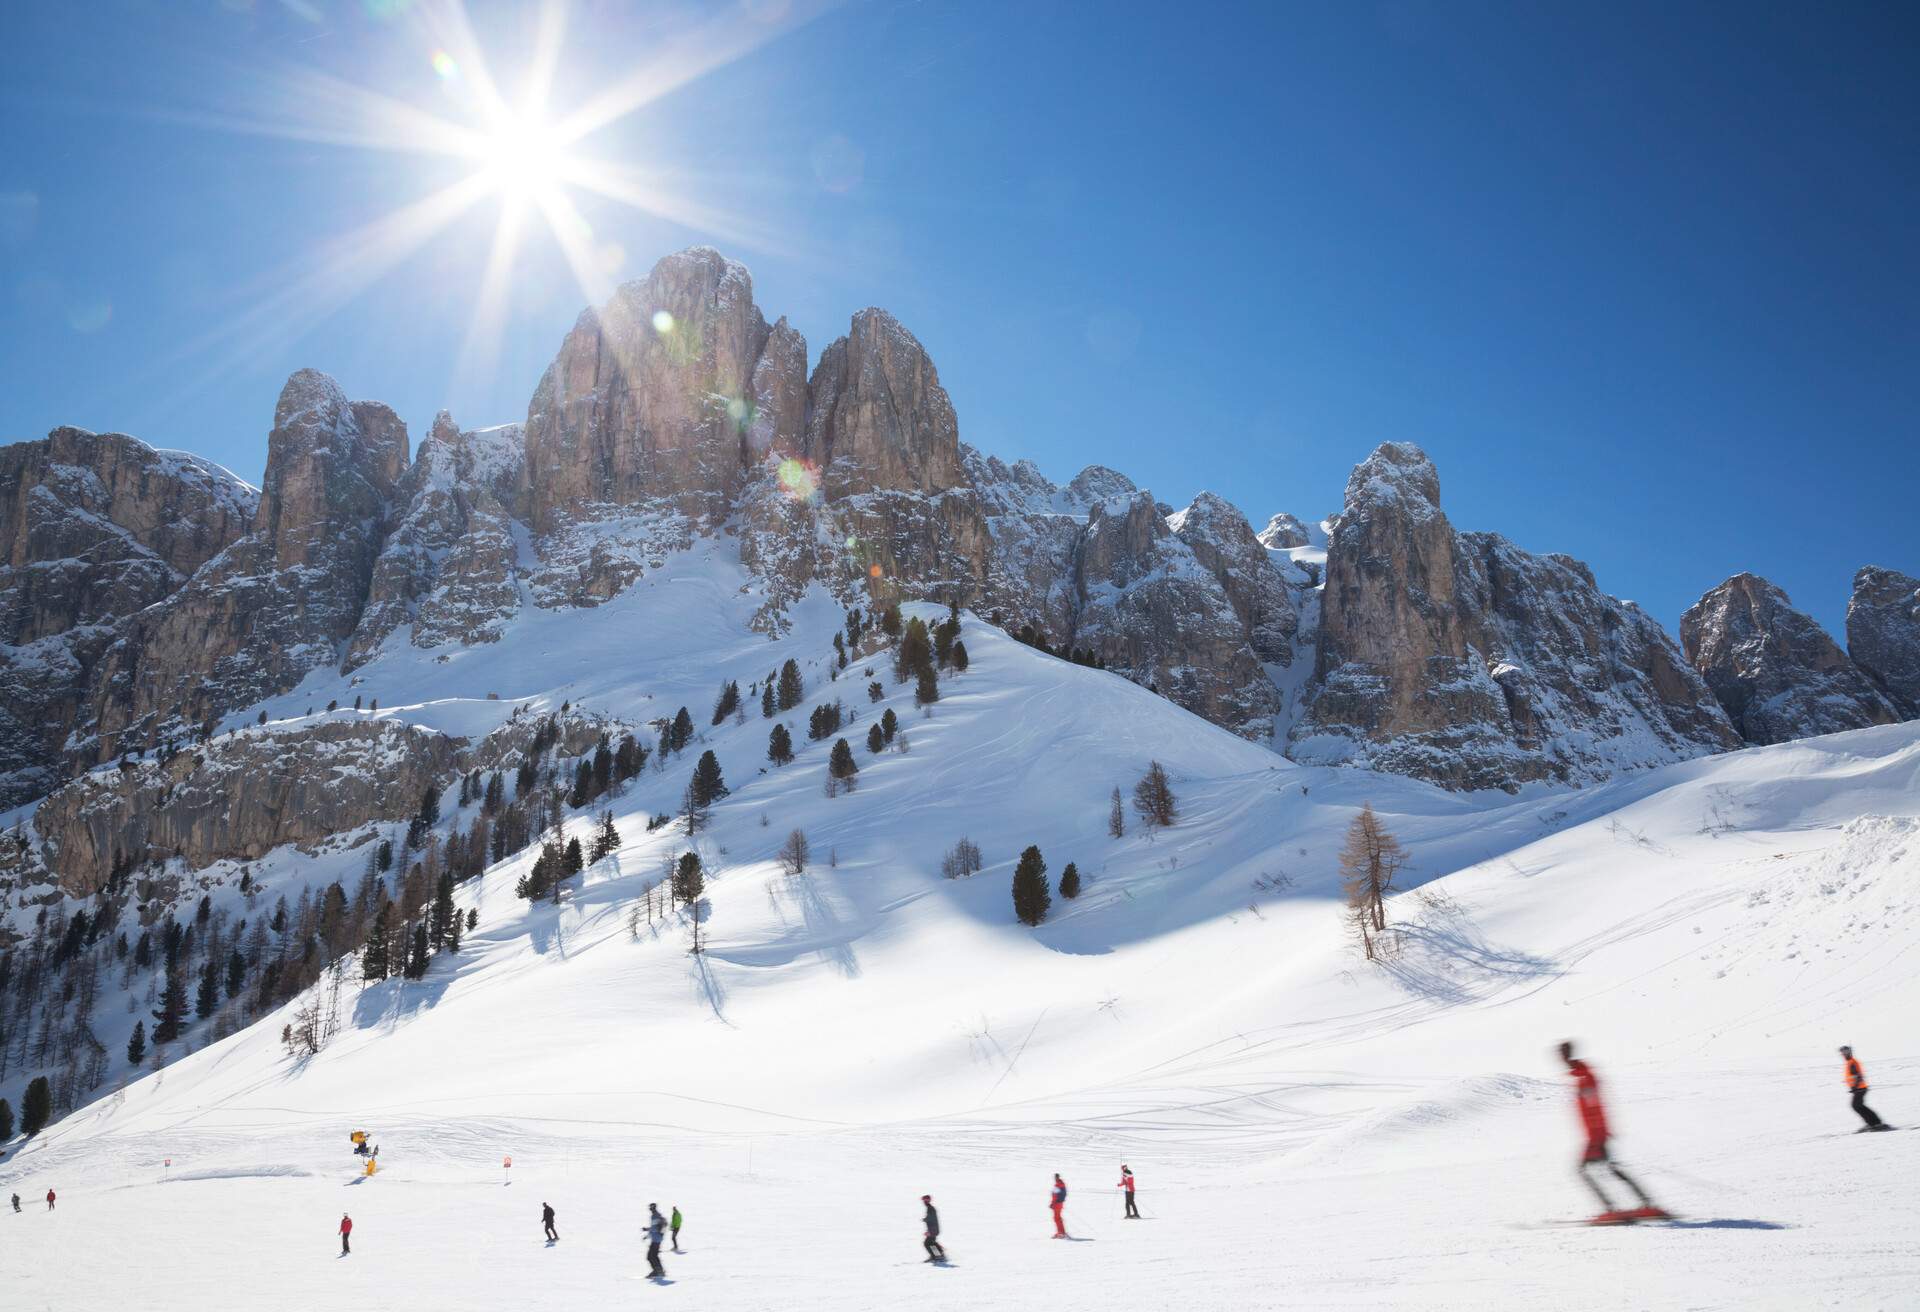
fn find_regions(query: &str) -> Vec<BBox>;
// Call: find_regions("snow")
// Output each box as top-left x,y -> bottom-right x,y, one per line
4,538 -> 1918,1309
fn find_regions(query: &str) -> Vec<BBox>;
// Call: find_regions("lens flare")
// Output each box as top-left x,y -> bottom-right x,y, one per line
431,50 -> 459,80
776,457 -> 819,504
652,309 -> 674,334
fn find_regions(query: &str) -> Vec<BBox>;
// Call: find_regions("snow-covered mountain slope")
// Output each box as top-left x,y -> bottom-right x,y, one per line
3,533 -> 1917,1309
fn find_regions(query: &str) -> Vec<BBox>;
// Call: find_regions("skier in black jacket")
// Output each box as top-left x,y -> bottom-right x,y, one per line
921,1195 -> 945,1262
542,1201 -> 558,1241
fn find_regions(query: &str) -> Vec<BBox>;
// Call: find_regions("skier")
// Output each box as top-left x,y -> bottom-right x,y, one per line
921,1194 -> 946,1262
1840,1046 -> 1891,1131
1118,1164 -> 1139,1218
645,1203 -> 667,1279
9,1192 -> 18,1213
670,1204 -> 683,1252
1049,1173 -> 1068,1238
542,1201 -> 559,1242
339,1212 -> 353,1255
45,1188 -> 55,1211
1560,1041 -> 1664,1222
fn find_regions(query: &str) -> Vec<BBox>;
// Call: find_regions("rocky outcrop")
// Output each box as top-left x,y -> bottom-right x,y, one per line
1170,492 -> 1299,665
30,717 -> 457,895
1257,512 -> 1314,550
1071,492 -> 1284,736
0,429 -> 256,804
520,248 -> 786,539
1846,567 -> 1920,717
1293,443 -> 1740,789
1680,573 -> 1902,744
84,371 -> 408,759
347,412 -> 525,664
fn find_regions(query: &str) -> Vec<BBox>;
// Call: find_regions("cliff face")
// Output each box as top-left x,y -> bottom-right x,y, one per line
83,371 -> 409,760
0,428 -> 256,805
1681,573 -> 1903,744
1292,443 -> 1740,789
1847,566 -> 1920,717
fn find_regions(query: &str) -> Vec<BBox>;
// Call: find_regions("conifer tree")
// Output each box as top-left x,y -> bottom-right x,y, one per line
570,759 -> 594,808
777,659 -> 804,711
419,783 -> 440,828
362,902 -> 392,980
712,679 -> 741,725
152,947 -> 188,1042
1109,786 -> 1126,838
951,640 -> 969,673
196,955 -> 219,1020
689,750 -> 729,807
430,872 -> 457,950
672,851 -> 705,904
867,722 -> 885,753
767,722 -> 794,765
0,1100 -> 10,1142
867,679 -> 884,702
125,1020 -> 147,1067
915,663 -> 940,706
896,616 -> 933,682
881,708 -> 899,742
1059,862 -> 1081,899
564,836 -> 585,877
20,1076 -> 52,1135
1012,846 -> 1051,926
407,923 -> 430,980
761,681 -> 776,717
669,706 -> 695,754
592,739 -> 613,796
828,738 -> 859,788
881,601 -> 903,639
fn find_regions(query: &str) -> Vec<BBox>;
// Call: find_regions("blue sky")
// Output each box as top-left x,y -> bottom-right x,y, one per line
2,1 -> 1914,636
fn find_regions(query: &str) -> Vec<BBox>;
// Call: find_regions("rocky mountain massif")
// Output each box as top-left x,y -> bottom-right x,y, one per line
2,247 -> 1915,819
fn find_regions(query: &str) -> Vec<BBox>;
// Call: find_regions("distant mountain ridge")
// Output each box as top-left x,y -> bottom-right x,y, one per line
1,247 -> 1913,809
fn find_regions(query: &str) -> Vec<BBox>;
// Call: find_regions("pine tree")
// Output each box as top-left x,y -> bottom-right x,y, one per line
1340,802 -> 1409,960
767,722 -> 794,766
1059,862 -> 1081,899
591,810 -> 620,862
1012,845 -> 1051,926
0,1100 -> 11,1142
934,613 -> 959,667
777,659 -> 804,711
226,947 -> 246,999
761,682 -> 776,718
152,950 -> 188,1042
672,851 -> 705,905
20,1076 -> 52,1135
407,923 -> 429,980
880,601 -> 903,639
125,1020 -> 147,1067
828,738 -> 859,787
951,640 -> 969,673
376,839 -> 394,873
1108,786 -> 1126,838
669,707 -> 694,754
867,679 -> 884,702
915,663 -> 939,706
896,616 -> 933,682
430,872 -> 457,950
196,955 -> 219,1020
363,902 -> 392,980
689,750 -> 729,807
880,708 -> 899,742
564,836 -> 585,877
866,722 -> 885,753
712,679 -> 741,725
570,759 -> 594,808
419,783 -> 440,828
1132,760 -> 1177,827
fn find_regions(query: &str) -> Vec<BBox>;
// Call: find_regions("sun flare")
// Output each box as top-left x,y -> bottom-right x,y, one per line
475,113 -> 568,204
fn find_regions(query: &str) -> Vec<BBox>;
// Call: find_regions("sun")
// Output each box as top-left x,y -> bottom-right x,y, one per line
476,112 -> 568,205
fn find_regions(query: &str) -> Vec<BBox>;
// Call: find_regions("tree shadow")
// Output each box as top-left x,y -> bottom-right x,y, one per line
1379,891 -> 1558,1005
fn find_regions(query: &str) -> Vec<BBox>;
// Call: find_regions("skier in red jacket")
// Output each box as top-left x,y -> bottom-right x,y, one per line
1049,1174 -> 1068,1237
1117,1165 -> 1138,1219
339,1212 -> 353,1255
1561,1041 -> 1664,1221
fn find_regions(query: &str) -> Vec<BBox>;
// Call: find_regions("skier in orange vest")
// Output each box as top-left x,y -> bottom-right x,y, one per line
1841,1046 -> 1891,1131
1561,1041 -> 1665,1222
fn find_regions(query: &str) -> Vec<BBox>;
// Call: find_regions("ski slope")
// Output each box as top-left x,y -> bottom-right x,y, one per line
3,539 -> 1917,1309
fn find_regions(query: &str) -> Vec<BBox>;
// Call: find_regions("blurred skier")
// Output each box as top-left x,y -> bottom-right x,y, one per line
10,1192 -> 18,1212
1050,1173 -> 1068,1237
1118,1164 -> 1139,1218
921,1194 -> 946,1262
1840,1046 -> 1891,1131
542,1201 -> 558,1241
339,1212 -> 352,1255
1560,1041 -> 1664,1222
45,1188 -> 54,1211
670,1204 -> 683,1251
645,1203 -> 667,1279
